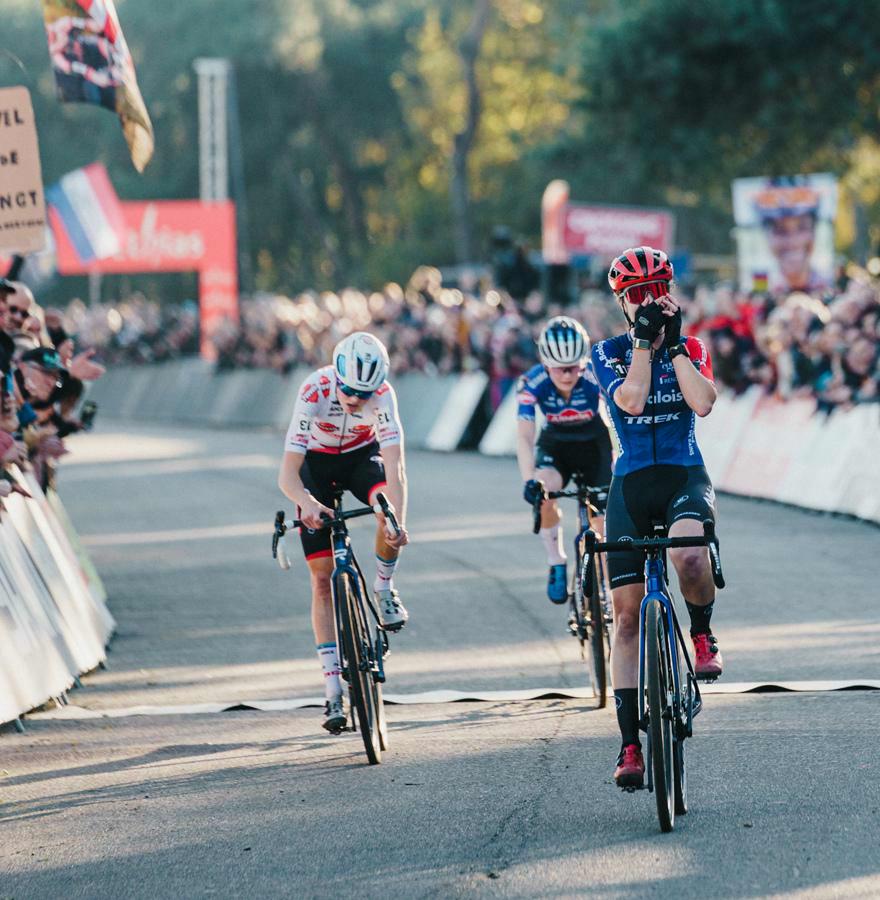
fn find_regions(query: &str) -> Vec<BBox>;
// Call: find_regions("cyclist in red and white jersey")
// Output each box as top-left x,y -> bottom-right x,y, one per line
278,332 -> 409,733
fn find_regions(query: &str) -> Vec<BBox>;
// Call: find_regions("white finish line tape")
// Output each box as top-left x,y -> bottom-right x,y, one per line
26,680 -> 880,721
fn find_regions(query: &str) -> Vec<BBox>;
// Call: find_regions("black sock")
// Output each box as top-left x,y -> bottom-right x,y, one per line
614,688 -> 640,748
686,600 -> 715,636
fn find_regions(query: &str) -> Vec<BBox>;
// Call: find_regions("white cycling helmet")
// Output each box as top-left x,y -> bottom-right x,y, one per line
333,331 -> 390,392
537,316 -> 590,367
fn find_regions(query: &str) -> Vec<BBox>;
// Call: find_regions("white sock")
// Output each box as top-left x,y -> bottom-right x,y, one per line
540,525 -> 567,566
317,643 -> 342,700
374,554 -> 398,593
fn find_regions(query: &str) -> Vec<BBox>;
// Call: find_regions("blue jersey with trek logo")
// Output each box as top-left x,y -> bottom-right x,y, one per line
516,362 -> 604,442
591,334 -> 714,475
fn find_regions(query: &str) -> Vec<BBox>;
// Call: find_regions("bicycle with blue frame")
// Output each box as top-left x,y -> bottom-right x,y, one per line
584,520 -> 725,832
272,488 -> 401,765
532,475 -> 613,708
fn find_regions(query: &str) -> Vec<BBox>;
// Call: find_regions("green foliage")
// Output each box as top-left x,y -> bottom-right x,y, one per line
1,0 -> 878,303
579,0 -> 880,195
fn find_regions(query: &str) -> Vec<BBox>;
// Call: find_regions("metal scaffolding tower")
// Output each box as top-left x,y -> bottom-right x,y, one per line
194,58 -> 231,202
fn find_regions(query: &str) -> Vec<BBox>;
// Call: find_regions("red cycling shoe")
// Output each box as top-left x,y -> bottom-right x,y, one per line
693,632 -> 723,680
614,743 -> 645,790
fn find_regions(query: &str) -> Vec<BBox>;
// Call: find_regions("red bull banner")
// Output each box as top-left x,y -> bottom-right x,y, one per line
53,200 -> 238,357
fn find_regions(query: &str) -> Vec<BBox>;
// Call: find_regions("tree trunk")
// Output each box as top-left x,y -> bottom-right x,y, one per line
451,0 -> 492,265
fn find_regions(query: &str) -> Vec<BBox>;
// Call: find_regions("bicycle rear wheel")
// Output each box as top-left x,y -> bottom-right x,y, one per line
645,599 -> 675,832
336,573 -> 382,764
584,558 -> 607,709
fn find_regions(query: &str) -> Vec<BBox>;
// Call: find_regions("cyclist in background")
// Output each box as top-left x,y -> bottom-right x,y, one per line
592,247 -> 722,790
278,332 -> 409,733
516,317 -> 613,603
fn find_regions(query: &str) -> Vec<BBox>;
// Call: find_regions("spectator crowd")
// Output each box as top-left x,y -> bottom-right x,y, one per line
48,262 -> 880,415
0,278 -> 105,497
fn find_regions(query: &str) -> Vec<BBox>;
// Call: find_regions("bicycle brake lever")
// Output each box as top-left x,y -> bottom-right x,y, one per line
374,492 -> 401,537
532,486 -> 546,535
272,510 -> 286,559
703,520 -> 725,589
276,533 -> 291,571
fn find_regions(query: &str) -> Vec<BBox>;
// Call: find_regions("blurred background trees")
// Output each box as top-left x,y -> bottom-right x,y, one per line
3,0 -> 879,303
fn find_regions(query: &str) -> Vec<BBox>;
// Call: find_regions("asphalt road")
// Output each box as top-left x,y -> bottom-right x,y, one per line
1,423 -> 878,899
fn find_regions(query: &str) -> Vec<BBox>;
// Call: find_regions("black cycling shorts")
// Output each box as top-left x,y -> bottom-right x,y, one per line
298,441 -> 386,560
605,464 -> 715,589
535,429 -> 613,499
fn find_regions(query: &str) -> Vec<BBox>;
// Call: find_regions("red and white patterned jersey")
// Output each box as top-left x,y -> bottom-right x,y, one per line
284,366 -> 403,455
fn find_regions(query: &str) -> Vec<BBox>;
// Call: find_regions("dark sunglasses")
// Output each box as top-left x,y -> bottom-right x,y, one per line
7,306 -> 28,317
548,364 -> 582,374
621,281 -> 670,305
339,384 -> 374,400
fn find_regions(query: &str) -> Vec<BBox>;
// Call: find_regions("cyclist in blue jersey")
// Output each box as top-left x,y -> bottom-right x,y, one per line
591,246 -> 723,790
516,317 -> 613,603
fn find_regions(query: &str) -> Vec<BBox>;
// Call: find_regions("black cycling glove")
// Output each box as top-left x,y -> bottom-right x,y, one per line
632,302 -> 667,342
523,478 -> 543,505
663,308 -> 683,348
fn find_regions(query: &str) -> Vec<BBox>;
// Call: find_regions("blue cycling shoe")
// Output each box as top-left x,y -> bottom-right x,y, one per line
547,563 -> 568,604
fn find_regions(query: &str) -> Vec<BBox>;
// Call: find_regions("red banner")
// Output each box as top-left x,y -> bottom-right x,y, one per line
563,204 -> 674,257
562,204 -> 674,258
54,200 -> 238,357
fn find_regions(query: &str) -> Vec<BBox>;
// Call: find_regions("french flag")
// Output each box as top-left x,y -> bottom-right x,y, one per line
46,163 -> 126,264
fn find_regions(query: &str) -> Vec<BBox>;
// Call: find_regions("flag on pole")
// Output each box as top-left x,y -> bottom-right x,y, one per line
45,162 -> 126,264
41,0 -> 154,173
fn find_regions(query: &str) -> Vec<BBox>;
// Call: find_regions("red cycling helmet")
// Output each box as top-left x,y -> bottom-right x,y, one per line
607,246 -> 674,294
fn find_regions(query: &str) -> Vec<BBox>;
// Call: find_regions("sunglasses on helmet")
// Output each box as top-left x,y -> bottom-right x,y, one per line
621,280 -> 670,305
339,383 -> 375,400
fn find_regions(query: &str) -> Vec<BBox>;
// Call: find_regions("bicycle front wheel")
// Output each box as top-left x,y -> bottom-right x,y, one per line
645,599 -> 675,832
336,573 -> 382,765
584,558 -> 608,709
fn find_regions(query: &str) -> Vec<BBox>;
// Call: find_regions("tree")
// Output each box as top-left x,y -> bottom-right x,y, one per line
451,0 -> 492,264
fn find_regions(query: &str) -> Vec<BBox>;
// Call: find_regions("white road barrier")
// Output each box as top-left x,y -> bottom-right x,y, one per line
426,372 -> 488,451
87,363 -> 485,451
478,384 -> 880,524
0,468 -> 113,728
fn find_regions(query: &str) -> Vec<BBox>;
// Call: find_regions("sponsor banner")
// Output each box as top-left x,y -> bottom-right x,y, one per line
732,173 -> 837,295
41,0 -> 154,172
563,204 -> 675,259
0,87 -> 48,255
46,162 -> 126,263
53,200 -> 239,357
